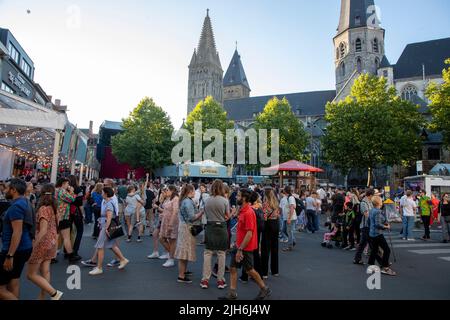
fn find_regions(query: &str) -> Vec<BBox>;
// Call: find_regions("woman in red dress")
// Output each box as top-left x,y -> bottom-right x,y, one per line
26,184 -> 63,300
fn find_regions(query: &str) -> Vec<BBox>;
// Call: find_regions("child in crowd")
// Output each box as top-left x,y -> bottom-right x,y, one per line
342,203 -> 356,250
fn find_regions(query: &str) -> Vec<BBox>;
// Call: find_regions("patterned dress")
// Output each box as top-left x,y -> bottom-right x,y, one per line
28,206 -> 58,264
159,196 -> 179,240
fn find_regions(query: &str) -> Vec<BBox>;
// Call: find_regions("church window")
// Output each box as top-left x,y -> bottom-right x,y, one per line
355,16 -> 361,26
355,38 -> 362,52
383,70 -> 388,78
339,43 -> 346,58
340,62 -> 346,77
336,48 -> 340,60
373,38 -> 379,53
427,148 -> 441,161
375,57 -> 380,69
356,58 -> 362,72
401,85 -> 418,101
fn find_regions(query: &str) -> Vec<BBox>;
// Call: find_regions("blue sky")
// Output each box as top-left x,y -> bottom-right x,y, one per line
0,0 -> 449,131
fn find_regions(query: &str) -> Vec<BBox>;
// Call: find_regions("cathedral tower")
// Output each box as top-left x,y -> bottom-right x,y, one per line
334,0 -> 386,99
223,48 -> 251,101
187,9 -> 224,115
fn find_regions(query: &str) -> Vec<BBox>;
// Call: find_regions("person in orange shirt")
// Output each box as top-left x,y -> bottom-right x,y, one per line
430,194 -> 440,226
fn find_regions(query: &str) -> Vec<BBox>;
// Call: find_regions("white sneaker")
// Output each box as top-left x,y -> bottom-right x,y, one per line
147,252 -> 160,259
159,253 -> 170,260
89,267 -> 103,276
407,238 -> 416,241
51,290 -> 63,300
162,259 -> 175,268
118,259 -> 129,270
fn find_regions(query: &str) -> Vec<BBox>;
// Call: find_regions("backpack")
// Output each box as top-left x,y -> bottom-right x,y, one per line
294,197 -> 305,216
24,198 -> 36,240
252,207 -> 265,233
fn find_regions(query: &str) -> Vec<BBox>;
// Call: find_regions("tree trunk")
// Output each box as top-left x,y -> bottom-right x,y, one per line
367,167 -> 373,187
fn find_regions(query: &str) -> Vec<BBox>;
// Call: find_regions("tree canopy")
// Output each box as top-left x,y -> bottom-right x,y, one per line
111,97 -> 174,172
323,74 -> 425,186
427,58 -> 450,149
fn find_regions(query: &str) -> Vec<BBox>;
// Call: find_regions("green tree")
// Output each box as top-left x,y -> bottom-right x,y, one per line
426,58 -> 450,149
254,97 -> 308,165
323,74 -> 425,186
184,96 -> 234,161
111,97 -> 174,173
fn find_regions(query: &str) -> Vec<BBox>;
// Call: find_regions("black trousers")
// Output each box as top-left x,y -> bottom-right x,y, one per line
261,219 -> 279,276
343,225 -> 355,247
422,215 -> 431,239
92,206 -> 101,237
354,227 -> 383,264
240,227 -> 262,281
71,210 -> 84,255
368,235 -> 391,268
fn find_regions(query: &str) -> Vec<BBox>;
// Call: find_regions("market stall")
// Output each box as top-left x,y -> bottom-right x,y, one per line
155,160 -> 233,180
261,160 -> 324,191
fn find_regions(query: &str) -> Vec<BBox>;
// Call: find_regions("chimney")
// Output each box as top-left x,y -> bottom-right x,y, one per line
89,121 -> 93,136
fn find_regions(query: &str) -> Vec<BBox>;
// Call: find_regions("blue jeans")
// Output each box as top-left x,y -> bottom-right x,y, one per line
287,220 -> 296,248
281,220 -> 289,241
84,203 -> 93,223
402,216 -> 415,239
306,210 -> 319,232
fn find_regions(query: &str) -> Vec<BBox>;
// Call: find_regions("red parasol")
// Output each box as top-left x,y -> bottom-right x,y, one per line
262,160 -> 324,174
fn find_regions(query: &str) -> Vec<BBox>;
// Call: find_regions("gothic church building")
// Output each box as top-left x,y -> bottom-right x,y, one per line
187,1 -> 450,186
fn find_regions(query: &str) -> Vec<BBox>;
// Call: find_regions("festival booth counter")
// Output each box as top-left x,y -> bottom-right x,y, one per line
261,160 -> 324,191
155,160 -> 233,181
0,90 -> 67,182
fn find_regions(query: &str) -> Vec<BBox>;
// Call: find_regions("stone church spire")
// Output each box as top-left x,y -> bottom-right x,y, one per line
337,0 -> 376,35
187,9 -> 224,115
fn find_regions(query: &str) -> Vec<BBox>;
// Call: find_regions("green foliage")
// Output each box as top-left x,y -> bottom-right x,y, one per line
254,97 -> 308,165
185,96 -> 234,134
111,97 -> 174,172
426,58 -> 450,149
323,74 -> 425,185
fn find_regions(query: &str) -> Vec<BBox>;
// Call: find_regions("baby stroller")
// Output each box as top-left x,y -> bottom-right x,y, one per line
321,215 -> 344,249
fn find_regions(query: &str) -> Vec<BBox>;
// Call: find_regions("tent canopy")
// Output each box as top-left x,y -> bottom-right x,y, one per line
261,160 -> 324,176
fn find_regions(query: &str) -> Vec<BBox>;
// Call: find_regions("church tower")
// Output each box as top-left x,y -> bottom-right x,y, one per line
223,48 -> 251,101
334,0 -> 386,99
187,9 -> 224,115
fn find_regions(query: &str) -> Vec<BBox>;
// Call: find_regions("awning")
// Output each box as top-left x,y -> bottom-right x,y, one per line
261,160 -> 324,176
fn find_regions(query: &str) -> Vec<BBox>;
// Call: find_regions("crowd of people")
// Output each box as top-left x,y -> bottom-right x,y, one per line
1,175 -> 449,300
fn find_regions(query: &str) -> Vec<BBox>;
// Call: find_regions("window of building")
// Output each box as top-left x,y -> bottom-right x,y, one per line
373,38 -> 379,53
7,42 -> 20,64
296,108 -> 301,116
356,57 -> 362,72
428,148 -> 441,161
339,43 -> 346,58
336,48 -> 340,60
375,57 -> 380,69
20,59 -> 32,78
383,70 -> 388,78
340,62 -> 346,77
401,85 -> 418,101
355,16 -> 361,26
355,38 -> 362,52
1,82 -> 14,94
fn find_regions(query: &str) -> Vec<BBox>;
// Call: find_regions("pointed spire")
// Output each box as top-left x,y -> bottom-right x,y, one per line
195,9 -> 221,68
223,49 -> 250,90
337,0 -> 376,34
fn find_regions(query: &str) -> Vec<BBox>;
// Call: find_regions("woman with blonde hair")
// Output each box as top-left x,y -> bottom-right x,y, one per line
175,184 -> 203,283
261,188 -> 280,278
159,185 -> 179,268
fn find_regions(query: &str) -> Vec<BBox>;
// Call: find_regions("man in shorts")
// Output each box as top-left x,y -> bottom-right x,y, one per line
0,179 -> 33,300
219,189 -> 271,300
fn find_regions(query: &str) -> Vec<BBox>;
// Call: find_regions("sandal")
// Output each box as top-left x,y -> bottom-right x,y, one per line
381,268 -> 397,276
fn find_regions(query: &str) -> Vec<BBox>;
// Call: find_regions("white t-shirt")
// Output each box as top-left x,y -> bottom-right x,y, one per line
402,198 -> 417,217
316,199 -> 322,212
399,195 -> 408,207
280,195 -> 297,221
317,188 -> 327,200
306,196 -> 316,211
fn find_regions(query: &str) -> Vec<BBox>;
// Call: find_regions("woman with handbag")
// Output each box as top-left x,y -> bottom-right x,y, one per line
261,188 -> 280,279
200,180 -> 229,290
158,185 -> 179,268
175,184 -> 203,283
89,187 -> 129,276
